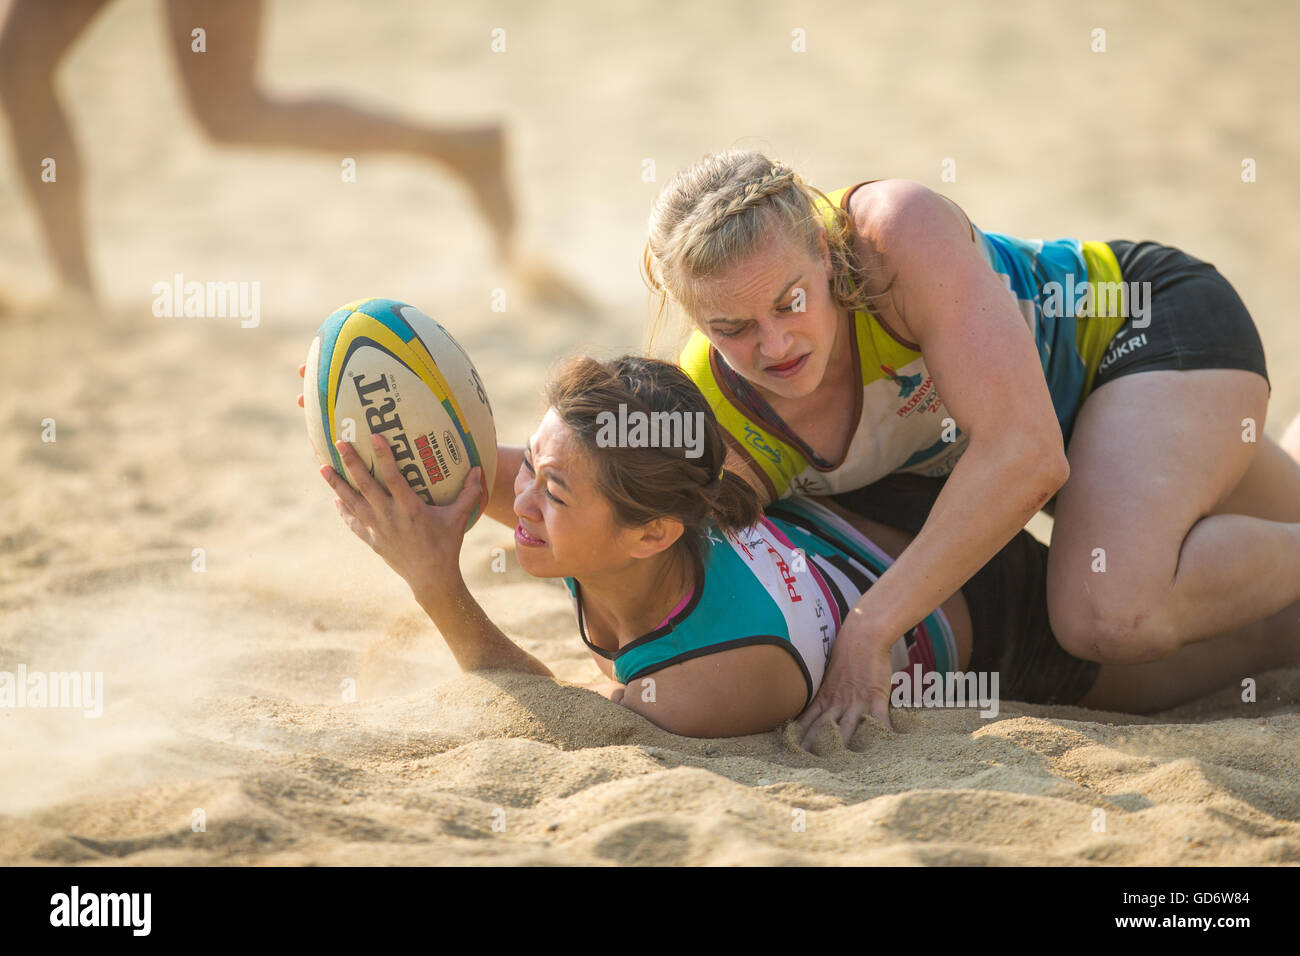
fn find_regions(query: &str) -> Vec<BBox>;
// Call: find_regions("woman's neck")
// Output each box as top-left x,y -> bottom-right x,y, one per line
576,546 -> 695,646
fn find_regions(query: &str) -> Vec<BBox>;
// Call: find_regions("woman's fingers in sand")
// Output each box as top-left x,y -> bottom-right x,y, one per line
794,698 -> 824,749
866,695 -> 892,731
796,696 -> 871,750
835,701 -> 869,747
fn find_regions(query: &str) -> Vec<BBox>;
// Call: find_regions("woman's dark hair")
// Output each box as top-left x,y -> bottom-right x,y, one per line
543,354 -> 761,569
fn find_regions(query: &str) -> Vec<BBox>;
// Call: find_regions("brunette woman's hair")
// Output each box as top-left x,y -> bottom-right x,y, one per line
544,354 -> 761,568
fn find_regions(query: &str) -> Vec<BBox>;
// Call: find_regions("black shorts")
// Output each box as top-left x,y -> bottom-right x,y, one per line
829,474 -> 1100,706
1093,240 -> 1270,391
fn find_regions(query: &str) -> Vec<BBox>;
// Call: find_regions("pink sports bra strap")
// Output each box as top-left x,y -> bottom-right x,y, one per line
654,587 -> 695,631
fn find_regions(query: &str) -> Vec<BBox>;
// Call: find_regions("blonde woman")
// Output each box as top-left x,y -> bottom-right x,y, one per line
643,149 -> 1300,747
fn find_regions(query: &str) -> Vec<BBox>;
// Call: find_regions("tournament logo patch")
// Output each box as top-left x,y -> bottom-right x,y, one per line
881,365 -> 942,418
880,364 -> 924,399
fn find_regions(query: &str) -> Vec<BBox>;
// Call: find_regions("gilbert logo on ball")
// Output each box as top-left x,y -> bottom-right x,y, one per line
304,297 -> 497,529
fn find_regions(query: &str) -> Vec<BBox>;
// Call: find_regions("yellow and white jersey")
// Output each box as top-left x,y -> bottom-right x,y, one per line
678,182 -> 1127,502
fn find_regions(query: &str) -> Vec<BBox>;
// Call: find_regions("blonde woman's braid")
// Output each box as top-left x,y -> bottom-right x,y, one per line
643,149 -> 886,337
719,164 -> 798,220
669,164 -> 800,284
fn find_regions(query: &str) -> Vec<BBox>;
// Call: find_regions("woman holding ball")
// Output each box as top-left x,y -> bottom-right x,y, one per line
302,356 -> 1300,739
642,149 -> 1300,746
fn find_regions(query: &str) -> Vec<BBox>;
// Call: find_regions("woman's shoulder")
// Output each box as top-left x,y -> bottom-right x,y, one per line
844,179 -> 975,247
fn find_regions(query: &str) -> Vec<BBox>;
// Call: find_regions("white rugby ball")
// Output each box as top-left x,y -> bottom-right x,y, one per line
304,297 -> 497,528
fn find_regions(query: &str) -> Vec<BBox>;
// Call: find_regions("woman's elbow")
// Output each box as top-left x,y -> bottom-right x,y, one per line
979,425 -> 1068,509
1023,437 -> 1070,506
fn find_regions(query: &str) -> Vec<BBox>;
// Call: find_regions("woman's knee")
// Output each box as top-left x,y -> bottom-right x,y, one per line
0,37 -> 49,110
1048,579 -> 1181,665
0,0 -> 108,108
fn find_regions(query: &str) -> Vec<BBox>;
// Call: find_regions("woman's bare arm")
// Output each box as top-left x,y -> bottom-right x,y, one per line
616,643 -> 807,737
409,575 -> 552,676
325,434 -> 551,677
485,443 -> 524,529
796,180 -> 1069,745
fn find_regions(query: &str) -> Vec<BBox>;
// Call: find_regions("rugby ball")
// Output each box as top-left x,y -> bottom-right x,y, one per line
304,297 -> 497,529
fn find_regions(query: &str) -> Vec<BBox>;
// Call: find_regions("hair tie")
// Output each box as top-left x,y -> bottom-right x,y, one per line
702,465 -> 725,491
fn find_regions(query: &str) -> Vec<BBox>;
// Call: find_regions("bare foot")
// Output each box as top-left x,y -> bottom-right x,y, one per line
429,124 -> 516,262
423,125 -> 596,314
2,283 -> 100,324
507,250 -> 599,316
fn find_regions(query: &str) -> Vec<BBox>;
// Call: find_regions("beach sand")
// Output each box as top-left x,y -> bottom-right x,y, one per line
2,0 -> 1298,865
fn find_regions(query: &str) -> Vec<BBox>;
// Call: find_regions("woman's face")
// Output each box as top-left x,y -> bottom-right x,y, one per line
512,408 -> 671,579
691,225 -> 841,402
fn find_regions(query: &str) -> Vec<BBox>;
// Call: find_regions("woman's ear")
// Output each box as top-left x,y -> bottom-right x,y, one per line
818,222 -> 834,280
625,515 -> 685,559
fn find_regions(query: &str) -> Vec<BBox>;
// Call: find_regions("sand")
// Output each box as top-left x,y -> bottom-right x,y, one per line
2,0 -> 1299,865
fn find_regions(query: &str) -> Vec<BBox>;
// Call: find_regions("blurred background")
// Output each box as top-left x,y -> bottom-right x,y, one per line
2,0 -> 1297,365
0,0 -> 1298,847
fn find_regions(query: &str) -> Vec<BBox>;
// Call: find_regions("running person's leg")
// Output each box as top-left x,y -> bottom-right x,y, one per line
0,0 -> 113,299
162,0 -> 516,260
